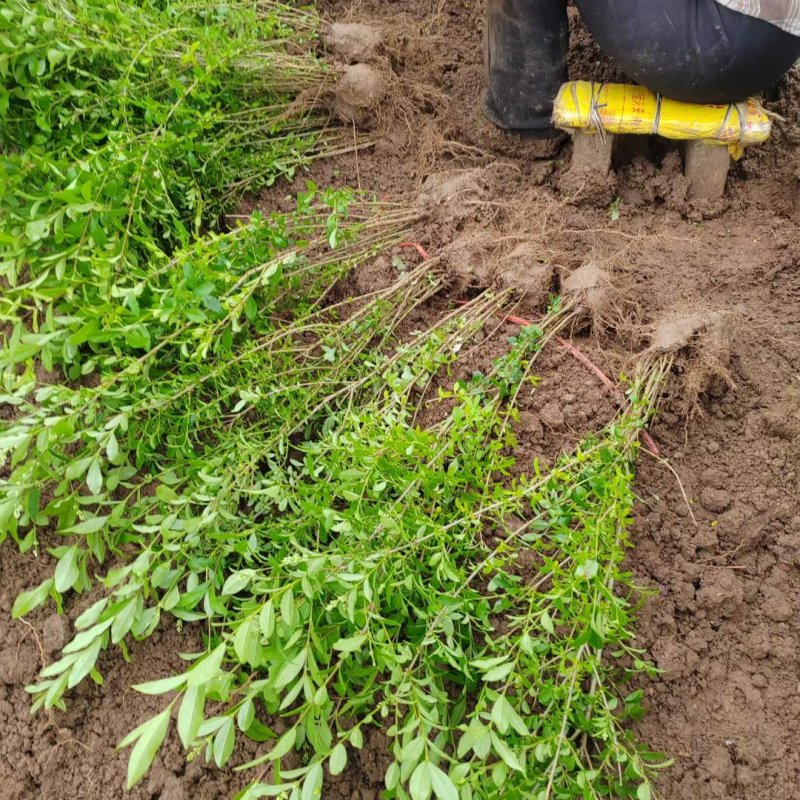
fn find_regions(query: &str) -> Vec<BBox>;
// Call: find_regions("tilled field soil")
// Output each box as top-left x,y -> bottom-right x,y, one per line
1,2 -> 798,799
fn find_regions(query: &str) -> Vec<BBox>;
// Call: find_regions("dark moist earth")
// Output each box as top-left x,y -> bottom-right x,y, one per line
2,2 -> 799,799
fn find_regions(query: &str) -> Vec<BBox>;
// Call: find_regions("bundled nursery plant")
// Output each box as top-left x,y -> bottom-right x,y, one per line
0,2 -> 676,799
5,261 -> 671,800
0,0 -> 366,365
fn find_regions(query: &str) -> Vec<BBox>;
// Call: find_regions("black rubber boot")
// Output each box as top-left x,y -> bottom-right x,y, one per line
483,0 -> 568,135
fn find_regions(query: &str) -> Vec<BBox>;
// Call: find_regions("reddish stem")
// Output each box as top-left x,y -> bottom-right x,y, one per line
397,242 -> 431,261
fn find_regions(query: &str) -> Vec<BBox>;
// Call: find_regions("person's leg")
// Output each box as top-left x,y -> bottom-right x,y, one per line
483,0 -> 568,134
574,0 -> 800,103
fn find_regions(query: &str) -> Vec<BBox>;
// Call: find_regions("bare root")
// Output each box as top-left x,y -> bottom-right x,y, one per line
560,262 -> 632,334
644,310 -> 736,409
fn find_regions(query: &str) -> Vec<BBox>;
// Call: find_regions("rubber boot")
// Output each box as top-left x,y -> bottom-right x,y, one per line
483,0 -> 568,135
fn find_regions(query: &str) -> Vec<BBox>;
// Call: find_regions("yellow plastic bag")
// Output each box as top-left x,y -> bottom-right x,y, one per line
552,81 -> 771,146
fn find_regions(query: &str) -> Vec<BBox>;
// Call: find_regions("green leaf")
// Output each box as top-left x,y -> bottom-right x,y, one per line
301,763 -> 323,800
213,717 -> 236,767
491,696 -> 528,737
273,649 -> 305,690
241,717 -> 277,742
65,516 -> 108,535
222,570 -> 254,596
65,456 -> 93,481
280,588 -> 298,628
481,662 -> 514,683
106,432 -> 119,462
25,218 -> 49,242
75,597 -> 108,631
155,483 -> 179,503
111,598 -> 137,644
385,761 -> 400,790
67,637 -> 103,688
332,634 -> 366,654
12,578 -> 53,618
63,619 -> 113,654
237,699 -> 255,733
430,764 -> 459,800
186,643 -> 225,688
267,727 -> 296,761
240,785 -> 295,799
233,617 -> 262,667
0,430 -> 29,452
178,685 -> 205,749
121,705 -> 172,789
491,696 -> 510,734
133,673 -> 187,696
490,734 -> 523,773
43,671 -> 69,709
470,656 -> 508,670
54,545 -> 80,593
400,737 -> 425,766
409,761 -> 432,800
259,601 -> 275,638
576,559 -> 600,579
637,784 -> 652,800
329,743 -> 347,776
86,459 -> 103,495
198,716 -> 228,738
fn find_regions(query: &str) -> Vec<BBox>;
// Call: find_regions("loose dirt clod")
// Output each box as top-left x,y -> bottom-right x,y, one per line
650,312 -> 712,353
440,231 -> 495,292
646,310 -> 735,405
648,310 -> 733,357
333,63 -> 387,125
495,244 -> 556,312
324,22 -> 383,63
561,261 -> 616,332
418,169 -> 489,226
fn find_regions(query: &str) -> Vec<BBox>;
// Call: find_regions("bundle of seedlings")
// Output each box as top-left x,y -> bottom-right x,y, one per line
1,0 -> 333,154
0,0 -> 373,356
0,188 -> 424,553
144,304 -> 677,800
9,275 -> 674,800
0,185 -> 416,374
9,288 -> 516,781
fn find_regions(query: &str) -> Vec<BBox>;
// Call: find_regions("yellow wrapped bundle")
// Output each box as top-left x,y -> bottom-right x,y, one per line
552,81 -> 771,146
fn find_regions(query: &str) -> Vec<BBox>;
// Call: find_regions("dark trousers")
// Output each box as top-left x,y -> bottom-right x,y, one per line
484,0 -> 800,132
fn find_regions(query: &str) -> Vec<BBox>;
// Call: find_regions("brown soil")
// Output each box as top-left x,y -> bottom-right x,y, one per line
2,2 -> 799,799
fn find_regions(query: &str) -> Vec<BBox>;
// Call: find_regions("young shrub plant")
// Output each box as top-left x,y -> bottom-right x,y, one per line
8,276 -> 668,799
0,0 -> 360,362
1,3 -> 669,799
